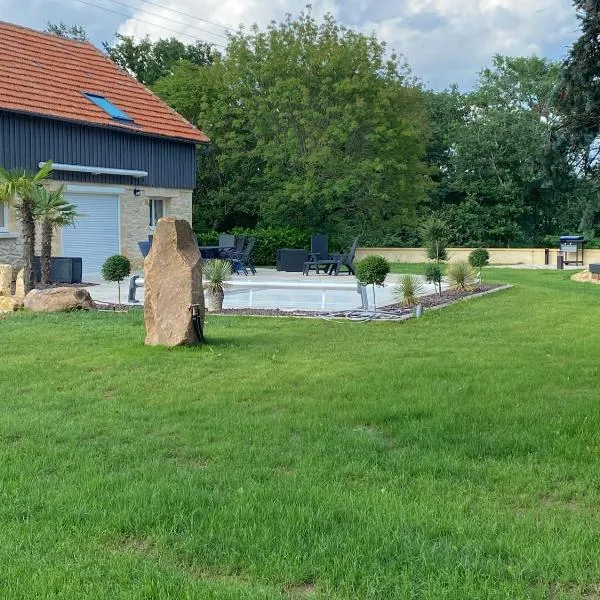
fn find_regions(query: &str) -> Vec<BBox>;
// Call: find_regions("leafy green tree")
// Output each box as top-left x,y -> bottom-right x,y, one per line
554,1 -> 600,230
101,255 -> 131,304
428,55 -> 582,246
103,35 -> 217,86
154,10 -> 430,238
0,161 -> 53,292
35,186 -> 78,285
45,22 -> 88,41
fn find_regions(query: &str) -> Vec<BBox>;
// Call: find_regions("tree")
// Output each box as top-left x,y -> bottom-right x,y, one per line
35,186 -> 78,285
154,10 -> 430,238
101,255 -> 131,305
554,1 -> 600,230
0,161 -> 53,293
427,55 -> 581,246
420,216 -> 448,296
45,22 -> 88,41
103,34 -> 217,86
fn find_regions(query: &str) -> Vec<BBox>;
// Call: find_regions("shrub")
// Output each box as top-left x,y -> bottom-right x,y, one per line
197,231 -> 219,247
446,261 -> 477,291
101,255 -> 131,283
468,248 -> 490,268
420,217 -> 449,262
203,259 -> 232,312
424,262 -> 443,296
101,255 -> 131,305
355,255 -> 390,287
393,274 -> 423,307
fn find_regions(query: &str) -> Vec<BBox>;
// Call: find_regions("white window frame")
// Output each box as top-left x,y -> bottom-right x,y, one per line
149,198 -> 165,228
0,203 -> 8,232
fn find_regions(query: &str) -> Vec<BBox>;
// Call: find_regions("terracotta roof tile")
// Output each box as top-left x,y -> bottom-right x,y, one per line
0,21 -> 209,143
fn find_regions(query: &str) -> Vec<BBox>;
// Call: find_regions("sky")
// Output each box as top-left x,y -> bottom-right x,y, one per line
0,0 -> 581,90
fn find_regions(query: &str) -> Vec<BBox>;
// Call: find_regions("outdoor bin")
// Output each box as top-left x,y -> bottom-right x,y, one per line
276,249 -> 309,272
34,256 -> 83,284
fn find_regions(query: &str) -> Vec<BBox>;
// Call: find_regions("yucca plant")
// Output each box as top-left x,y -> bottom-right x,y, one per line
446,260 -> 478,291
203,259 -> 232,312
392,274 -> 423,307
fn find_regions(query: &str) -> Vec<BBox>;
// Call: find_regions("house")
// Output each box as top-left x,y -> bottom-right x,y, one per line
0,21 -> 208,274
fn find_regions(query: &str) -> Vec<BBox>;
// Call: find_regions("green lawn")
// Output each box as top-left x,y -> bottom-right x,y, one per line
1,268 -> 599,599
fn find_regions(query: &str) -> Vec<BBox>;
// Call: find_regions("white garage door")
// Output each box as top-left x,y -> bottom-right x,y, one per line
62,193 -> 120,275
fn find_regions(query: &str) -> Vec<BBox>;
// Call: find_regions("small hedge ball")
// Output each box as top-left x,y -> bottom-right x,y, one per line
101,254 -> 131,283
469,248 -> 490,268
355,255 -> 390,287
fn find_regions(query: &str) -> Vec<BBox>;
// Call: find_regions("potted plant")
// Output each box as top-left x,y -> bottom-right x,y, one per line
203,259 -> 232,312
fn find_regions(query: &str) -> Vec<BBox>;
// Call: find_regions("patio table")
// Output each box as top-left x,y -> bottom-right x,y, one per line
199,246 -> 231,259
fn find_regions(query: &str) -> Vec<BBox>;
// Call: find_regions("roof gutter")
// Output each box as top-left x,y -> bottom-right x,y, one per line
39,162 -> 148,178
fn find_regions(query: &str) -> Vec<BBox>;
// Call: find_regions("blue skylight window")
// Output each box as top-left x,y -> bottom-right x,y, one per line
83,93 -> 134,122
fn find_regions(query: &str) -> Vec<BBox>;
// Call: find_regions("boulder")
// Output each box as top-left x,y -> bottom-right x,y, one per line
24,287 -> 95,312
0,264 -> 11,296
144,217 -> 204,346
0,295 -> 21,313
571,270 -> 600,284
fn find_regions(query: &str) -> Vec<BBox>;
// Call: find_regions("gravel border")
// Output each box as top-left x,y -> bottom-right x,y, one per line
210,283 -> 513,319
92,284 -> 513,319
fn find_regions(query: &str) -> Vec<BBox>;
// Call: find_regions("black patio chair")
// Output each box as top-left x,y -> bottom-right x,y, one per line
302,234 -> 332,275
228,237 -> 257,276
328,237 -> 359,275
219,234 -> 244,260
218,233 -> 236,251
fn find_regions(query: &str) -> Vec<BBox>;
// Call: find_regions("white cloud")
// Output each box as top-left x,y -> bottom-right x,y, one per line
0,0 -> 581,89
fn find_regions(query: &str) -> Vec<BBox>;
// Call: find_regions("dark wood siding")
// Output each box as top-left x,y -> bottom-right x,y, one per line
0,110 -> 197,189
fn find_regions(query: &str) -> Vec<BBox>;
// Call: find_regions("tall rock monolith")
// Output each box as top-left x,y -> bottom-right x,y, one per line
144,217 -> 204,346
0,264 -> 11,296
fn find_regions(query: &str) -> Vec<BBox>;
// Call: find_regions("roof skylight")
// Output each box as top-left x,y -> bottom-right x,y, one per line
83,93 -> 134,122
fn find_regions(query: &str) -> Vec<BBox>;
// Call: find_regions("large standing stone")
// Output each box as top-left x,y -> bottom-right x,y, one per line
23,287 -> 95,312
14,269 -> 25,300
0,264 -> 11,296
144,217 -> 204,346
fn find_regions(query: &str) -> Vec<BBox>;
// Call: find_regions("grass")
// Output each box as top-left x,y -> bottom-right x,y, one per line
1,268 -> 600,599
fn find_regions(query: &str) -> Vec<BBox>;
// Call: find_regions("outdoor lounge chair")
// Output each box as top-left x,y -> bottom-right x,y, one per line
328,237 -> 359,275
227,237 -> 257,275
218,233 -> 236,251
302,234 -> 332,275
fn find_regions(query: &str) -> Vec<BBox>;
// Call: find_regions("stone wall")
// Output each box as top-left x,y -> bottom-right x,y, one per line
120,186 -> 193,270
355,247 -> 600,266
0,200 -> 23,268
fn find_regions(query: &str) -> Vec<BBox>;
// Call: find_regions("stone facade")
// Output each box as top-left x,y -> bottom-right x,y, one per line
0,199 -> 23,268
119,186 -> 193,270
0,182 -> 193,271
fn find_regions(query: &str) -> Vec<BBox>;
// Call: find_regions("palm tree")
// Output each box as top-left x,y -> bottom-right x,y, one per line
0,161 -> 53,292
35,186 -> 78,285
